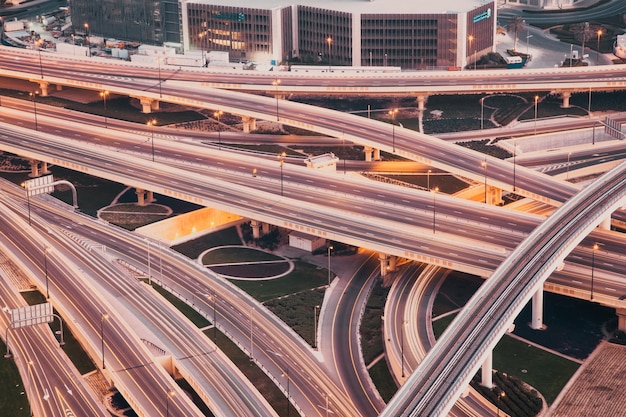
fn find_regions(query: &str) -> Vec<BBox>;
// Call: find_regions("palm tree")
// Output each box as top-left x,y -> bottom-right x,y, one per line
506,16 -> 525,51
572,21 -> 593,57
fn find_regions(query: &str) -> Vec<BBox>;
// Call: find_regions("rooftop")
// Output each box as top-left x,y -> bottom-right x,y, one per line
183,0 -> 490,14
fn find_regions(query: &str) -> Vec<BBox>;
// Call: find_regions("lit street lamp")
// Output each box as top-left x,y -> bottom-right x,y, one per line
29,91 -> 39,131
534,95 -> 539,135
591,242 -> 599,300
431,187 -> 439,234
214,110 -> 223,145
326,36 -> 332,71
278,151 -> 286,196
400,320 -> 406,377
100,90 -> 109,128
147,119 -> 157,161
496,390 -> 506,416
388,108 -> 398,152
327,245 -> 333,287
272,79 -> 281,121
481,159 -> 488,204
267,350 -> 291,417
43,246 -> 50,299
596,29 -> 603,65
100,312 -> 109,370
468,35 -> 476,70
313,304 -> 320,348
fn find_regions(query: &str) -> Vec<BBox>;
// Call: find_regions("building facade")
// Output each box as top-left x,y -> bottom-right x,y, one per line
73,0 -> 496,70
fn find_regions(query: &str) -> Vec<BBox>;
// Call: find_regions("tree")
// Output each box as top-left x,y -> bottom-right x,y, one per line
506,16 -> 525,51
572,21 -> 593,57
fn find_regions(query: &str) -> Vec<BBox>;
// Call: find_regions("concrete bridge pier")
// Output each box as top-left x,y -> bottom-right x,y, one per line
616,308 -> 626,332
146,190 -> 155,203
31,80 -> 50,96
41,161 -> 50,175
530,288 -> 544,330
29,159 -> 40,177
262,222 -> 271,235
486,185 -> 502,206
379,253 -> 390,276
364,147 -> 374,162
373,148 -> 381,161
138,97 -> 160,113
250,220 -> 263,239
136,188 -> 147,206
598,215 -> 611,230
416,95 -> 428,112
481,351 -> 493,388
242,116 -> 256,133
560,92 -> 572,108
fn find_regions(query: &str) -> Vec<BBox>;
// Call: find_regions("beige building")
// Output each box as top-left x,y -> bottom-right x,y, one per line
180,0 -> 497,70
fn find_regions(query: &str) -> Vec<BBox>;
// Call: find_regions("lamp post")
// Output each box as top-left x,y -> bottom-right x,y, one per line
388,108 -> 398,152
570,44 -> 573,67
432,187 -> 439,234
327,245 -> 333,287
147,119 -> 156,161
36,39 -> 44,79
496,390 -> 506,417
591,242 -> 599,300
166,389 -> 175,417
468,35 -> 476,70
278,151 -> 286,196
272,79 -> 281,121
400,320 -> 405,377
44,246 -> 50,299
567,152 -> 572,179
326,36 -> 332,71
29,91 -> 39,131
526,33 -> 533,55
596,29 -> 602,65
100,312 -> 108,370
481,159 -> 487,204
214,110 -> 223,145
157,56 -> 162,98
427,169 -> 431,190
100,90 -> 109,128
513,140 -> 517,192
313,304 -> 320,348
534,95 -> 539,135
210,291 -> 217,341
27,359 -> 33,417
84,23 -> 90,53
480,96 -> 485,130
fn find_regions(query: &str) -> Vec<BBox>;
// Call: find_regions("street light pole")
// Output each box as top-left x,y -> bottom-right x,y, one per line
389,108 -> 398,152
596,29 -> 602,65
147,119 -> 156,161
480,96 -> 484,130
327,245 -> 333,287
468,35 -> 474,69
278,151 -> 286,196
272,79 -> 281,121
513,141 -> 517,192
567,152 -> 572,179
432,187 -> 439,234
400,320 -> 405,377
591,242 -> 599,300
534,95 -> 539,135
44,246 -> 50,299
100,312 -> 108,370
481,159 -> 487,204
214,110 -> 223,146
326,36 -> 332,71
166,389 -> 175,417
267,350 -> 290,417
314,304 -> 320,348
100,90 -> 109,128
427,169 -> 431,191
211,291 -> 217,341
30,91 -> 39,131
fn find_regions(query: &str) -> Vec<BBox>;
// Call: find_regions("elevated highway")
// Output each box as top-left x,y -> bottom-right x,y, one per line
381,162 -> 626,416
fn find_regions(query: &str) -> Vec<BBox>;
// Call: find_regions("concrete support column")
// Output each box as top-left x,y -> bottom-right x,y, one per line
146,190 -> 155,203
55,84 -> 63,92
136,188 -> 146,206
599,215 -> 611,230
481,351 -> 493,388
40,161 -> 50,175
36,81 -> 50,97
616,308 -> 626,332
388,255 -> 397,272
364,146 -> 373,162
241,116 -> 257,133
139,97 -> 156,113
561,92 -> 572,108
379,253 -> 390,277
416,95 -> 427,112
487,186 -> 502,206
29,160 -> 40,177
530,288 -> 544,330
251,220 -> 261,239
373,148 -> 381,161
262,222 -> 270,235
